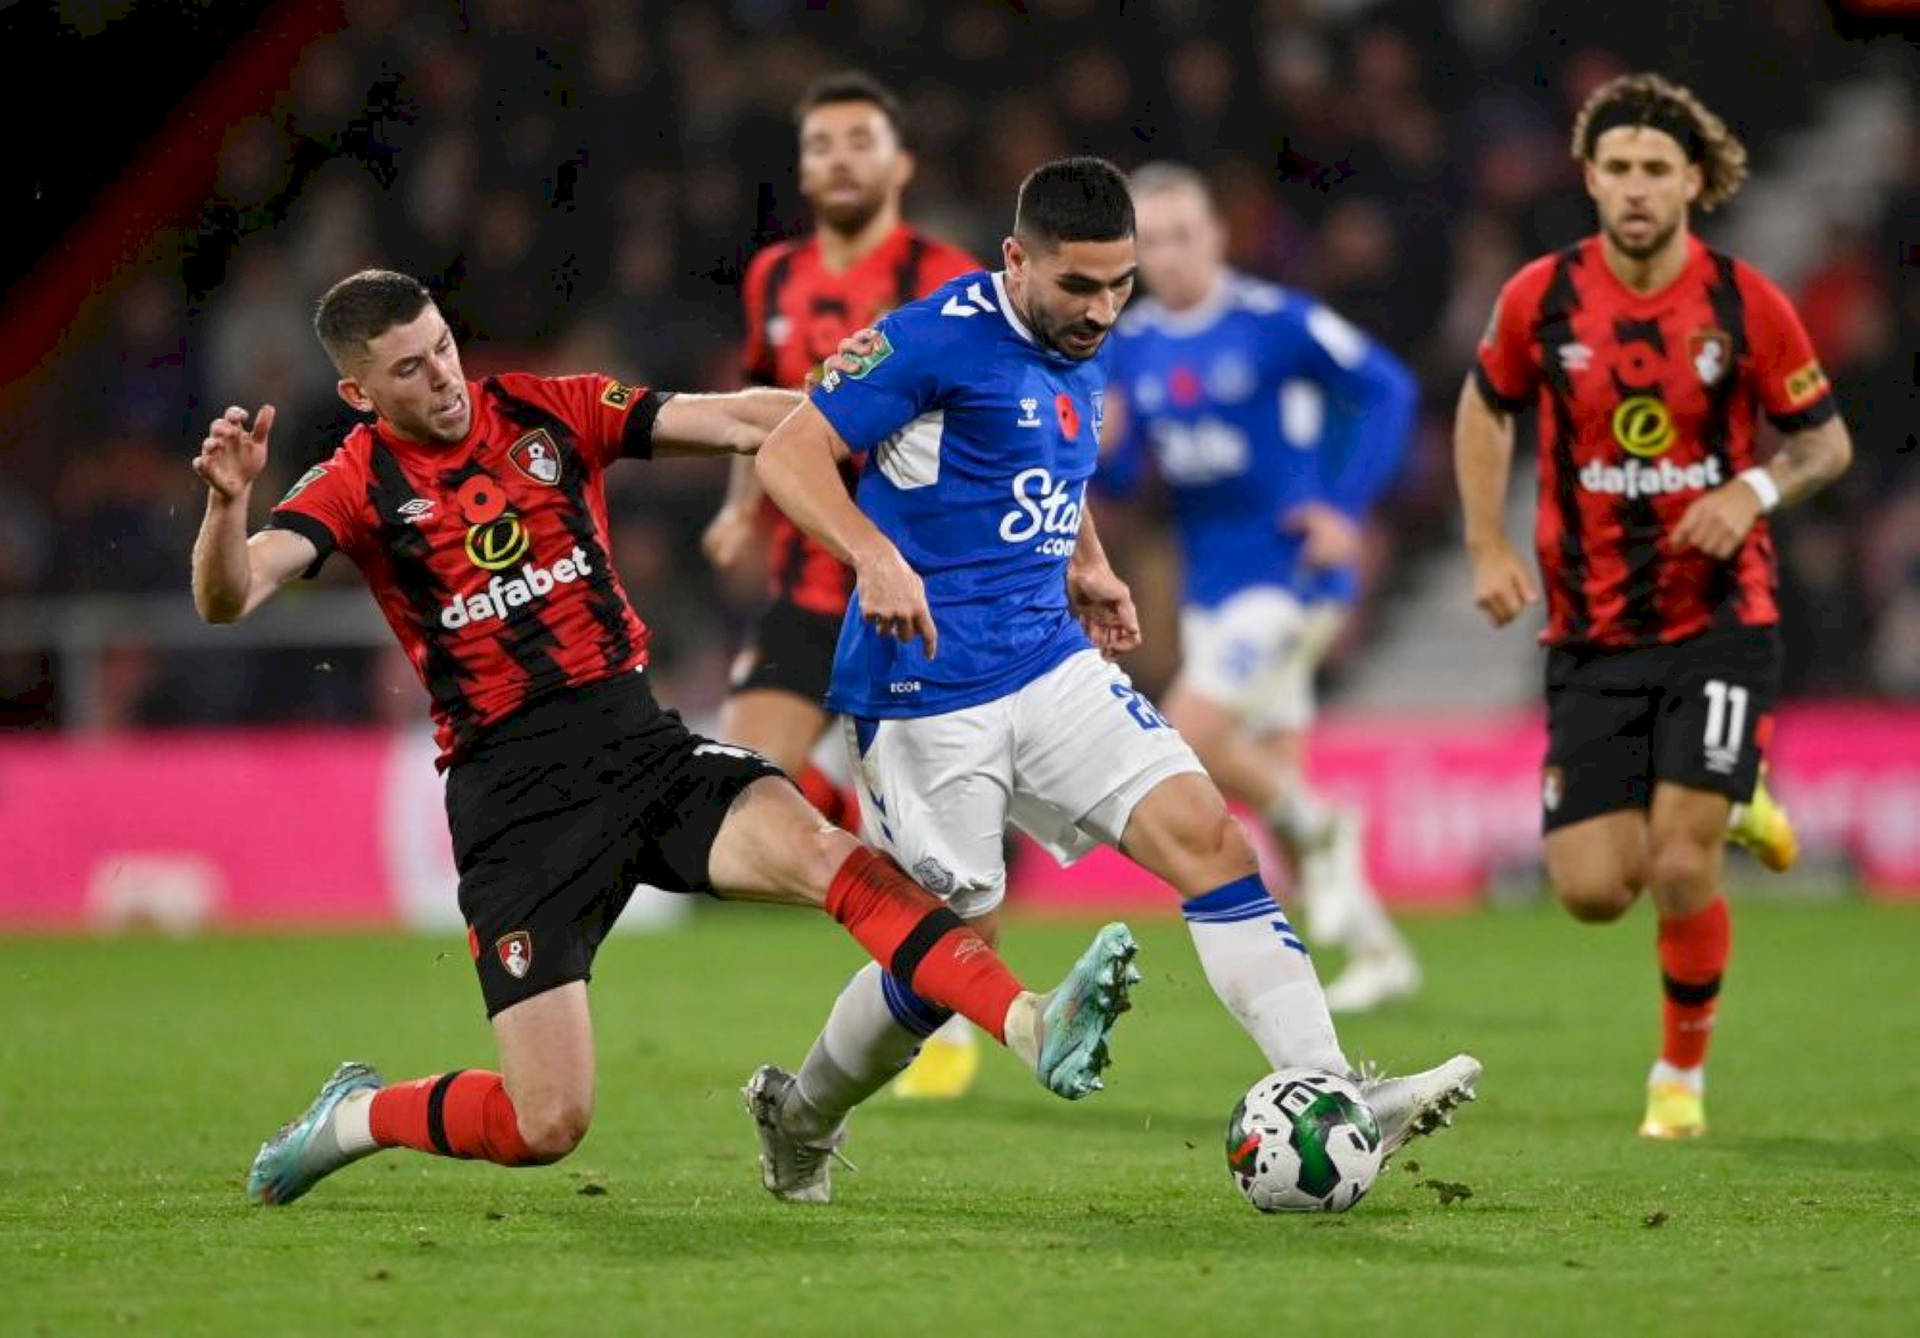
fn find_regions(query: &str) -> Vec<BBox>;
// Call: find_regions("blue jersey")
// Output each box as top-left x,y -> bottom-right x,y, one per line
811,270 -> 1106,718
1102,273 -> 1416,608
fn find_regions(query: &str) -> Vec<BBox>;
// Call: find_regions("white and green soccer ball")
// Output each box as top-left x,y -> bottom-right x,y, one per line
1226,1068 -> 1383,1213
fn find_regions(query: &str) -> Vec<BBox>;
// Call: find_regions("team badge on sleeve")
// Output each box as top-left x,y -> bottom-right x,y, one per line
281,465 -> 326,502
1783,359 -> 1830,408
508,429 -> 563,486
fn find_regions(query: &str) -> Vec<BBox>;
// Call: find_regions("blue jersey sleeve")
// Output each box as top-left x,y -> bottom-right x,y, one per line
808,307 -> 950,453
1268,301 -> 1417,519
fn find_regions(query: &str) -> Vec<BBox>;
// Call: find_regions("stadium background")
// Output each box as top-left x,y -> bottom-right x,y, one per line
1,0 -> 1916,930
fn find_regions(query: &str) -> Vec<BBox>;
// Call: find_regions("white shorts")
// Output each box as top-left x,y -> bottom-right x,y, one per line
845,648 -> 1204,919
1176,587 -> 1347,733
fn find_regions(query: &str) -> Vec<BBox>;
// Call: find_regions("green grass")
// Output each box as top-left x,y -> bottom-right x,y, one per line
3,899 -> 1917,1337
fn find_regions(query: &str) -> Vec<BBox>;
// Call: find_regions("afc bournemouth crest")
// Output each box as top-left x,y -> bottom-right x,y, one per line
1542,766 -> 1565,814
508,429 -> 563,486
496,930 -> 534,980
1690,328 -> 1732,386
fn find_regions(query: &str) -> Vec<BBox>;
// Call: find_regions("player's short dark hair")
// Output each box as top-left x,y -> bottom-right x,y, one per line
1572,72 -> 1749,212
1013,156 -> 1135,250
793,70 -> 907,144
314,269 -> 435,370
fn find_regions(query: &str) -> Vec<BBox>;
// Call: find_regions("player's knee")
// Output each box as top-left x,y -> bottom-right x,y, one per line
1168,805 -> 1260,886
1549,863 -> 1637,922
1648,836 -> 1716,900
516,1098 -> 592,1163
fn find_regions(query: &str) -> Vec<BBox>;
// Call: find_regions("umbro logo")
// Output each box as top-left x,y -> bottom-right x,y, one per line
397,498 -> 436,525
941,281 -> 997,318
1558,342 -> 1593,372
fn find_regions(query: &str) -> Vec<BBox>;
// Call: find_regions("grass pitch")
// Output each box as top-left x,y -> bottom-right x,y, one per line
4,898 -> 1917,1336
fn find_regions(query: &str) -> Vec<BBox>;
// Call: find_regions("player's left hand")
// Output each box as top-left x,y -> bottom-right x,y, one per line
1068,562 -> 1142,660
1283,502 -> 1362,569
1670,479 -> 1764,559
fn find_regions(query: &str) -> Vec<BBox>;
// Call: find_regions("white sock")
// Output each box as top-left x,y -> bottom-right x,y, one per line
1649,1058 -> 1705,1094
1002,993 -> 1042,1069
1182,875 -> 1348,1074
924,1013 -> 977,1049
785,963 -> 943,1143
330,1088 -> 380,1158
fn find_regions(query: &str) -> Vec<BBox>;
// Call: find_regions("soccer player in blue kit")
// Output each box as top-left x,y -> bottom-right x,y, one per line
743,156 -> 1479,1203
1100,162 -> 1422,1012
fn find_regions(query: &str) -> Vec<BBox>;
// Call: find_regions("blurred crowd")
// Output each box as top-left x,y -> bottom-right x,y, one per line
3,0 -> 1915,732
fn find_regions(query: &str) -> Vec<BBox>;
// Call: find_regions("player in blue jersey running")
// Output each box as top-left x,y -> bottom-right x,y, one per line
742,156 -> 1478,1203
1100,162 -> 1422,1013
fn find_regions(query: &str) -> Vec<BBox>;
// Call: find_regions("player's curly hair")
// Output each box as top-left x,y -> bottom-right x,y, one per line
1571,73 -> 1749,212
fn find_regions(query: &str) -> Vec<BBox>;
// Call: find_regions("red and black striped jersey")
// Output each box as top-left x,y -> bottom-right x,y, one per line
1476,235 -> 1836,649
266,373 -> 667,768
740,223 -> 978,615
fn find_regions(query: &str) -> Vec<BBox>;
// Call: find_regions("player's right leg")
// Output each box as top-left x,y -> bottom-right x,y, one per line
706,775 -> 1137,1099
247,985 -> 596,1206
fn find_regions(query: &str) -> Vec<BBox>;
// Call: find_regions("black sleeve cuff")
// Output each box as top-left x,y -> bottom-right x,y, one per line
1472,361 -> 1531,414
620,390 -> 674,460
264,509 -> 338,579
1766,393 -> 1838,434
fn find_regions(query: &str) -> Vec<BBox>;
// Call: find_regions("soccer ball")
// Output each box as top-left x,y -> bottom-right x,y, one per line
1226,1068 -> 1383,1213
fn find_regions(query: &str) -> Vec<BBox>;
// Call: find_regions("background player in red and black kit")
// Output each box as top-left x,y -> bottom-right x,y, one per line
1454,75 -> 1852,1140
701,72 -> 982,1098
704,73 -> 976,805
190,269 -> 1138,1206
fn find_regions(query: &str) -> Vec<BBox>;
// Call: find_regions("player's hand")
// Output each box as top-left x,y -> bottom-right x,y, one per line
1283,502 -> 1362,569
824,327 -> 882,377
1068,561 -> 1142,660
1468,539 -> 1539,628
193,404 -> 274,502
1670,480 -> 1764,560
701,503 -> 757,571
852,539 -> 939,659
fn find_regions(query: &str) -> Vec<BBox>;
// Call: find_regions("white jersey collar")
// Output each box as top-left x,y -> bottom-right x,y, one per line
991,270 -> 1037,345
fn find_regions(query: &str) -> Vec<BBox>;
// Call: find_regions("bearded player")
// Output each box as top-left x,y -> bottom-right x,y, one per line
702,72 -> 983,1097
201,270 -> 1140,1206
1455,74 -> 1852,1139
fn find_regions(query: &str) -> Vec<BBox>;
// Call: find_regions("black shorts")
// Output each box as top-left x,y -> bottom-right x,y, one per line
728,600 -> 843,705
447,671 -> 784,1017
1542,624 -> 1781,832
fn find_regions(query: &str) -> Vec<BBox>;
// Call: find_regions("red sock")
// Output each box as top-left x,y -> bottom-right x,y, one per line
825,846 -> 1022,1042
794,762 -> 860,832
1657,898 -> 1731,1070
368,1071 -> 539,1165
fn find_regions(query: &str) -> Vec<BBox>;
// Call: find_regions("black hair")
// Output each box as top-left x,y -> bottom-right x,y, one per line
1013,156 -> 1135,248
313,269 -> 434,369
793,70 -> 907,145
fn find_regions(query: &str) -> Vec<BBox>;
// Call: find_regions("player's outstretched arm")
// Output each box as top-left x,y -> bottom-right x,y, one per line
650,388 -> 803,457
702,454 -> 764,571
191,405 -> 318,623
757,401 -> 938,658
1453,377 -> 1539,628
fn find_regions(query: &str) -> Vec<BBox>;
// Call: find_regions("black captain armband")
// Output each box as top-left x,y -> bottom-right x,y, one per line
619,390 -> 675,460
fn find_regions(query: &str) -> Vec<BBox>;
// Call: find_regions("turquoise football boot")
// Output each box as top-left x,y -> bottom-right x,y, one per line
1035,922 -> 1141,1099
246,1061 -> 385,1205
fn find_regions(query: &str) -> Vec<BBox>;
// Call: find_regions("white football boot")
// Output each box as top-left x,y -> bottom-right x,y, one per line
742,1064 -> 854,1204
1360,1053 -> 1482,1160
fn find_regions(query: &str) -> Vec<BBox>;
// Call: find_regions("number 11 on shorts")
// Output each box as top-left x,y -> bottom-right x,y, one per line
1702,678 -> 1748,773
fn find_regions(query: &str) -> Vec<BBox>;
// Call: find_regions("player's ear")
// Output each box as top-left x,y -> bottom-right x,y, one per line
1003,235 -> 1026,274
336,377 -> 373,414
1684,163 -> 1702,204
894,148 -> 916,192
1581,157 -> 1600,200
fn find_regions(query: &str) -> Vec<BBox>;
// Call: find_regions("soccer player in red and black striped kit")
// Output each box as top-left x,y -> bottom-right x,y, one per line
193,269 -> 1137,1206
1455,75 -> 1853,1139
701,72 -> 983,1096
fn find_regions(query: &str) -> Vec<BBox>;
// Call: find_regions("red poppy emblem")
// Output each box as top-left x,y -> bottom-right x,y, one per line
1055,393 -> 1080,439
456,475 -> 506,523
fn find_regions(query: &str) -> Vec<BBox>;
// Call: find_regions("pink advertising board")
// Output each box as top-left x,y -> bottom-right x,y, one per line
1,707 -> 1916,928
